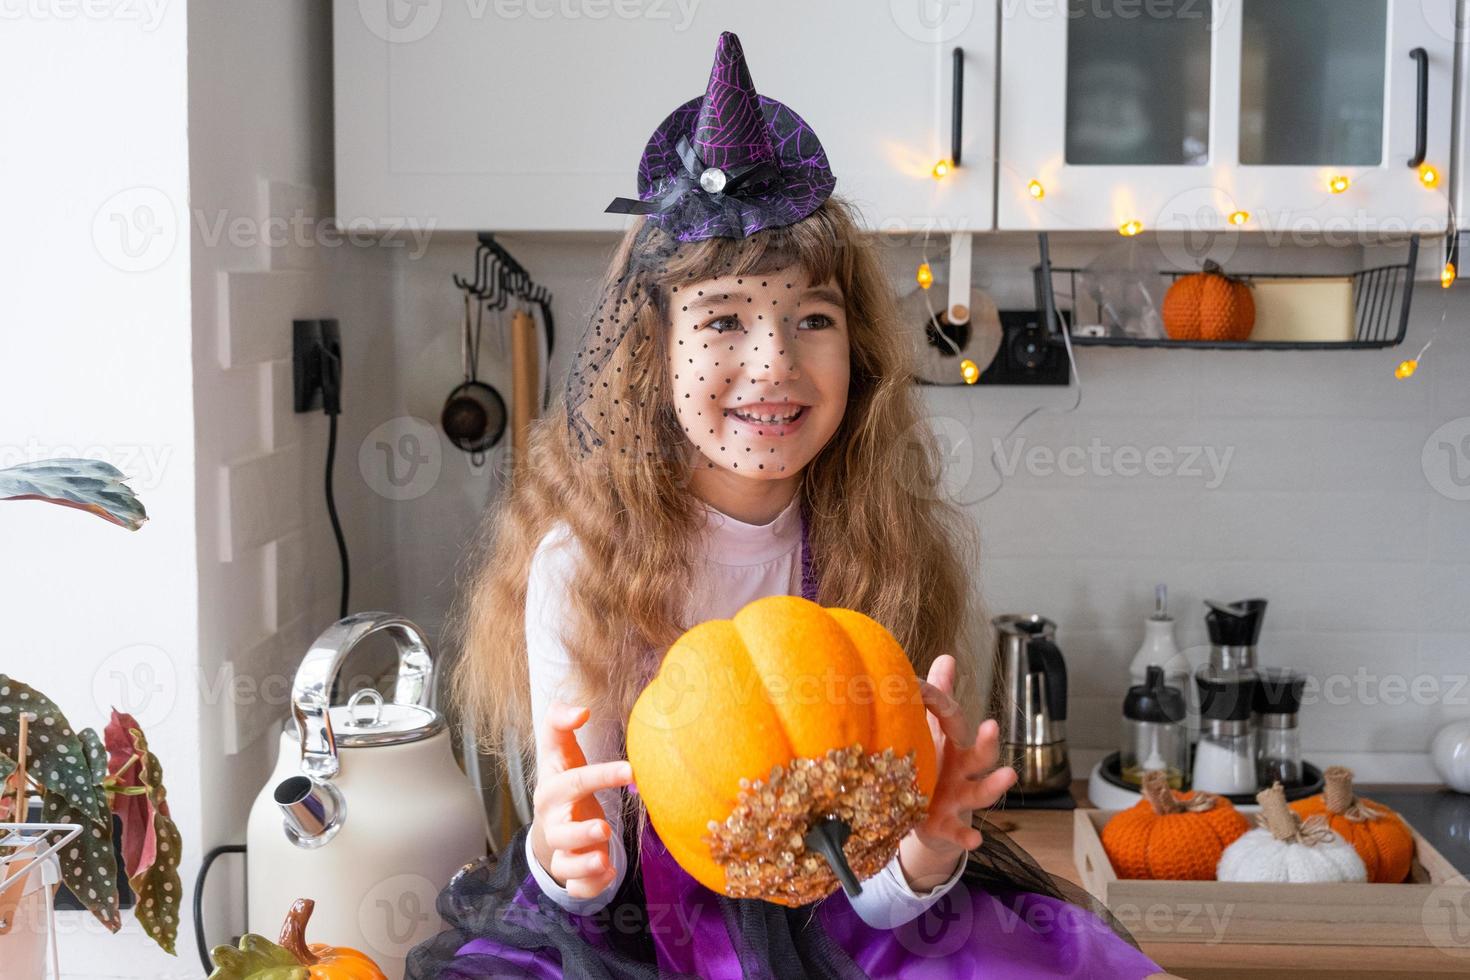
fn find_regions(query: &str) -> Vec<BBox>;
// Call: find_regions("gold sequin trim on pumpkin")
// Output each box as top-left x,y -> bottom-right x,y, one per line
703,743 -> 928,905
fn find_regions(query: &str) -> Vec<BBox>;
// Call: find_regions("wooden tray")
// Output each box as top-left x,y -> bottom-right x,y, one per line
1074,808 -> 1470,947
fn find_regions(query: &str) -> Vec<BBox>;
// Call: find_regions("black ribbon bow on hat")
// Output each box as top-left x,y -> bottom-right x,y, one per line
605,133 -> 779,239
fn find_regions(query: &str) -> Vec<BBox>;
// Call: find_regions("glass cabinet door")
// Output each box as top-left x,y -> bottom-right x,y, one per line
999,0 -> 1454,233
1065,0 -> 1212,166
1229,0 -> 1453,236
1238,0 -> 1387,167
999,0 -> 1233,230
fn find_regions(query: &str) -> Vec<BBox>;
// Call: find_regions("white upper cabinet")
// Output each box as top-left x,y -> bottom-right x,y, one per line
333,1 -> 997,233
997,0 -> 1457,234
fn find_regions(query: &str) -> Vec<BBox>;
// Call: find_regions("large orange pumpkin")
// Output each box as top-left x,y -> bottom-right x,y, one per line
1289,766 -> 1414,883
1102,770 -> 1250,880
626,594 -> 938,906
1162,259 -> 1256,342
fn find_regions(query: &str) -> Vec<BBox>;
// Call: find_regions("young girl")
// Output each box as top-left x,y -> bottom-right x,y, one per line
407,32 -> 1165,980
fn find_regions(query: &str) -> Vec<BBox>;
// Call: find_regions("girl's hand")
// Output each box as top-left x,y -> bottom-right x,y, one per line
896,654 -> 1018,891
529,699 -> 636,899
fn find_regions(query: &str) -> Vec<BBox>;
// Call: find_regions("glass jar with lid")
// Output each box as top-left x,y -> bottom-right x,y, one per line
1254,668 -> 1305,786
1120,665 -> 1189,789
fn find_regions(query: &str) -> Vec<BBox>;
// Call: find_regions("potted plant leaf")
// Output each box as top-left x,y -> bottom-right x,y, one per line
0,459 -> 181,957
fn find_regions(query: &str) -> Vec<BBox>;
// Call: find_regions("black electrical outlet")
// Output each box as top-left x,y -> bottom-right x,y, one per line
980,310 -> 1071,386
293,318 -> 342,414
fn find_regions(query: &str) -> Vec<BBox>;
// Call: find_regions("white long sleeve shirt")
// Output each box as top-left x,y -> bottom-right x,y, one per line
522,494 -> 965,928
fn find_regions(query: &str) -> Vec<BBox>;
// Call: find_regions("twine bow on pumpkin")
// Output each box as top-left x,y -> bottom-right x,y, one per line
1256,783 -> 1336,847
1140,769 -> 1219,814
1321,765 -> 1385,823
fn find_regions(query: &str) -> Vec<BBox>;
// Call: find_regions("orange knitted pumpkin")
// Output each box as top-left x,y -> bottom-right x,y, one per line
1102,770 -> 1251,880
1162,259 -> 1256,342
627,594 -> 938,907
1289,766 -> 1414,883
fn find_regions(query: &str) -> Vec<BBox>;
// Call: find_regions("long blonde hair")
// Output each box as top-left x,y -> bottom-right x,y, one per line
449,195 -> 986,791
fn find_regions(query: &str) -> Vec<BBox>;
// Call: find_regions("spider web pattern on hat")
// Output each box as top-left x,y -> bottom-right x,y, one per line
605,30 -> 835,243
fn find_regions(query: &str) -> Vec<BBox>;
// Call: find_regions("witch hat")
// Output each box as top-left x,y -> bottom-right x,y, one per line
604,31 -> 836,242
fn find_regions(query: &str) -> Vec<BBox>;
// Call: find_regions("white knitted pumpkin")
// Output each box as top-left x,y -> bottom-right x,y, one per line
1217,783 -> 1368,884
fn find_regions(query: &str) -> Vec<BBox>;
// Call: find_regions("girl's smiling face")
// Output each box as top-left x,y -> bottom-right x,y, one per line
667,267 -> 850,479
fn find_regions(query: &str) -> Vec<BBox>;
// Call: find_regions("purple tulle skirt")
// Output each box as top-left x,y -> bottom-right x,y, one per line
406,814 -> 1162,979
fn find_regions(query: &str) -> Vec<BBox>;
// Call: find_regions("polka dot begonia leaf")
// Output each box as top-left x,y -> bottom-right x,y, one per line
42,784 -> 123,933
0,675 -> 105,829
131,803 -> 183,955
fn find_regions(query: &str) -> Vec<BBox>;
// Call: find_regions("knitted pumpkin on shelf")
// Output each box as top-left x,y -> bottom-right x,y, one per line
626,594 -> 938,907
1101,770 -> 1251,880
1218,783 -> 1368,884
1162,259 -> 1256,342
1288,766 -> 1414,884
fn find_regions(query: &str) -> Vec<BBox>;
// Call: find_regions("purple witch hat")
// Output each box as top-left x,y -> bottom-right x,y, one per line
604,31 -> 836,242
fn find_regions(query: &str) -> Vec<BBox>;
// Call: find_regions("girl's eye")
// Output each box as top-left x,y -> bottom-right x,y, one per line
703,315 -> 744,334
800,314 -> 836,331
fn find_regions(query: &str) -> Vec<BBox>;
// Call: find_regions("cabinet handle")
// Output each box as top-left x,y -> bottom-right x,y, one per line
1409,47 -> 1429,168
952,46 -> 963,166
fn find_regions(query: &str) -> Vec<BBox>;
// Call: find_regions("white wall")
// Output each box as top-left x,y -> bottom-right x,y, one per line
396,230 -> 1470,788
187,0 -> 412,970
0,3 -> 201,977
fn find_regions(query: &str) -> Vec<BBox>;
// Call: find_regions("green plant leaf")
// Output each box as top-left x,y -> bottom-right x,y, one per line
42,725 -> 122,933
207,934 -> 308,980
0,676 -> 103,827
131,805 -> 183,955
0,458 -> 147,530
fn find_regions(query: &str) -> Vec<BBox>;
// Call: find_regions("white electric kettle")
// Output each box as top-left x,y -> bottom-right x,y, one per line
245,613 -> 486,979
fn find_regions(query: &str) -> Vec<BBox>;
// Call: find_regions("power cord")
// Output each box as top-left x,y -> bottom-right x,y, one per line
320,339 -> 349,620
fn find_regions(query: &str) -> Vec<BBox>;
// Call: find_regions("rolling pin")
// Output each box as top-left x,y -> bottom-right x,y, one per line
510,309 -> 540,469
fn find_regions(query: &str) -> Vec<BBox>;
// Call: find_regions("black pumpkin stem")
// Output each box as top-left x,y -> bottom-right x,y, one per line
805,815 -> 862,897
1201,259 -> 1249,286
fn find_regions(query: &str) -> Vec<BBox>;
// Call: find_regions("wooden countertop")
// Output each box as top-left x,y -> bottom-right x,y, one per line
990,782 -> 1468,978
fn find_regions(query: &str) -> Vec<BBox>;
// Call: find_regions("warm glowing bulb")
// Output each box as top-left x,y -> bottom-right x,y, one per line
1329,175 -> 1351,194
931,159 -> 952,180
1395,359 -> 1418,380
1229,211 -> 1250,227
1027,179 -> 1045,200
961,358 -> 980,384
916,262 -> 933,289
1119,220 -> 1143,237
1443,262 -> 1457,288
1420,164 -> 1441,188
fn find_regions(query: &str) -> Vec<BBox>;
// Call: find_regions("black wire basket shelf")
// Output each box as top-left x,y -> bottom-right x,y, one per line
1031,232 -> 1420,351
